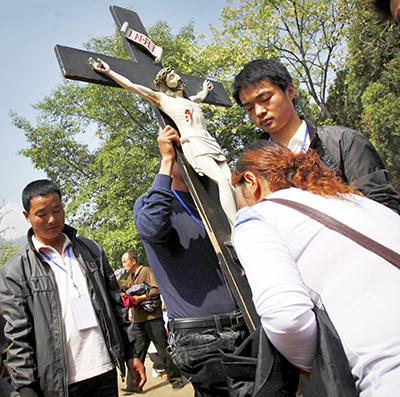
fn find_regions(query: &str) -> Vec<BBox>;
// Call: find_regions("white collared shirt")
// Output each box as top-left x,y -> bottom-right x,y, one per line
287,120 -> 310,154
33,234 -> 114,384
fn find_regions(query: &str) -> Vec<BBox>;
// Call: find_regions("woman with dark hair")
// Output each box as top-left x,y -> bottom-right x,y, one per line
231,140 -> 400,396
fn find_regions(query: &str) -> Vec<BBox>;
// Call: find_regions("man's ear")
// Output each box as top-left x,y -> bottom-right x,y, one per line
23,210 -> 31,224
243,172 -> 261,201
286,83 -> 296,102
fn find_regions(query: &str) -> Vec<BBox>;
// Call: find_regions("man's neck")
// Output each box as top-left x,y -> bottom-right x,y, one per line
171,178 -> 189,192
269,116 -> 303,147
132,265 -> 143,277
35,234 -> 65,255
172,90 -> 183,98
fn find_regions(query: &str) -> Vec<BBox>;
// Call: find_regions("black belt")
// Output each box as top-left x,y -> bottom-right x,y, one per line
168,311 -> 245,332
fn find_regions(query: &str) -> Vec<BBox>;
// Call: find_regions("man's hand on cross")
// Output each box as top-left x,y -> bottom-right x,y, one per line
158,125 -> 181,162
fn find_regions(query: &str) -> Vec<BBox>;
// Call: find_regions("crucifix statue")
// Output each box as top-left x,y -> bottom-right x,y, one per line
88,58 -> 237,226
54,5 -> 259,332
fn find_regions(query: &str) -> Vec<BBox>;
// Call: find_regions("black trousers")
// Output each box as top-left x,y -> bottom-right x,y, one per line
68,369 -> 118,397
128,318 -> 181,388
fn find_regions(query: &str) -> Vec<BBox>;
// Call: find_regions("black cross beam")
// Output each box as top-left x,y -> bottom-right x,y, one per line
55,6 -> 230,107
54,5 -> 260,332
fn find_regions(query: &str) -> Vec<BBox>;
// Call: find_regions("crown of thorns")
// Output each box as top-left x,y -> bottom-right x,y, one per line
154,66 -> 173,86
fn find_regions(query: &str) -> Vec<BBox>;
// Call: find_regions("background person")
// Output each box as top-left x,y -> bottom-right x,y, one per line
231,140 -> 400,396
232,58 -> 400,214
0,180 -> 145,397
119,251 -> 184,392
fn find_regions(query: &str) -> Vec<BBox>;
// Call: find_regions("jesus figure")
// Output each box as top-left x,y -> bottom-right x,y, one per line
89,58 -> 237,226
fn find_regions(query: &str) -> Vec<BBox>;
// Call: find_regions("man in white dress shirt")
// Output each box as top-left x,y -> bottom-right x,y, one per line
232,58 -> 400,213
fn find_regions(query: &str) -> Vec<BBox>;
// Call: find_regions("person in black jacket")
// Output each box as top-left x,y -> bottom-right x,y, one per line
0,312 -> 19,397
0,180 -> 146,397
232,58 -> 400,214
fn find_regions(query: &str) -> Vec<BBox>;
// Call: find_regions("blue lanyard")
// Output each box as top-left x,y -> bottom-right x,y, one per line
300,126 -> 309,153
41,247 -> 80,296
172,189 -> 205,230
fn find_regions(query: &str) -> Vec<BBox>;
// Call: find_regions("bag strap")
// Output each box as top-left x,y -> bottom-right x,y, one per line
267,198 -> 400,270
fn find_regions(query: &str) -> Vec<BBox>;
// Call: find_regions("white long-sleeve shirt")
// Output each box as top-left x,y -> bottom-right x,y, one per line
32,235 -> 113,384
232,188 -> 400,396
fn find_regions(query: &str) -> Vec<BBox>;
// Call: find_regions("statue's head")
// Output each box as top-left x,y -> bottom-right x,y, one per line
154,67 -> 187,96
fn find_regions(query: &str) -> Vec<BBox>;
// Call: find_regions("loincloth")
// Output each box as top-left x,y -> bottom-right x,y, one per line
181,134 -> 226,176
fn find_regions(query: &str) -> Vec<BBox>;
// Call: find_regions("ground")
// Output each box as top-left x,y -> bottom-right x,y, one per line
118,355 -> 194,397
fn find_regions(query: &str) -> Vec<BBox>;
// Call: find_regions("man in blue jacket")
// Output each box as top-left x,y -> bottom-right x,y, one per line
134,126 -> 247,397
0,180 -> 146,397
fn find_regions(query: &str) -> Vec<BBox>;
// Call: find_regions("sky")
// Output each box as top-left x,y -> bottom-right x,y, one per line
0,0 -> 229,240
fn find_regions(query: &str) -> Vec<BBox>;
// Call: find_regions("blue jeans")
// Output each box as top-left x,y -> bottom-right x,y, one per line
68,369 -> 118,397
167,326 -> 247,397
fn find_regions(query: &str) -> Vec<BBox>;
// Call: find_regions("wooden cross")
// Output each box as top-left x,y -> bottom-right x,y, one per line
54,5 -> 260,332
55,6 -> 231,108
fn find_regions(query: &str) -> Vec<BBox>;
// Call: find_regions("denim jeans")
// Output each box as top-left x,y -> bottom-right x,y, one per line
68,369 -> 118,397
167,326 -> 247,397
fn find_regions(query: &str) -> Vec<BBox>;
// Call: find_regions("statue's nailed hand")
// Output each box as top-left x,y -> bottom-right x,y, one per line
204,80 -> 214,93
89,57 -> 110,73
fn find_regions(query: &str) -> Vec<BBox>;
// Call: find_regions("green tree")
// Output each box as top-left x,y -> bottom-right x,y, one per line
200,0 -> 353,121
361,58 -> 400,191
333,1 -> 400,130
0,242 -> 19,267
342,0 -> 400,190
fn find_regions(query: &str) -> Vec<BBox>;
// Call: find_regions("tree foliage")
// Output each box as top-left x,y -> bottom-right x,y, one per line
341,0 -> 400,190
201,0 -> 353,121
0,242 -> 20,267
361,58 -> 400,190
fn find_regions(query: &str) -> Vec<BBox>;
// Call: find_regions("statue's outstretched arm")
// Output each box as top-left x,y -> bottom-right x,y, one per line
189,80 -> 213,103
89,57 -> 161,107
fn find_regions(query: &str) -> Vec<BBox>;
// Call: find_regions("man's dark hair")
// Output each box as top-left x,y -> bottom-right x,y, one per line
371,0 -> 392,20
232,58 -> 293,106
22,179 -> 62,213
125,251 -> 138,261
